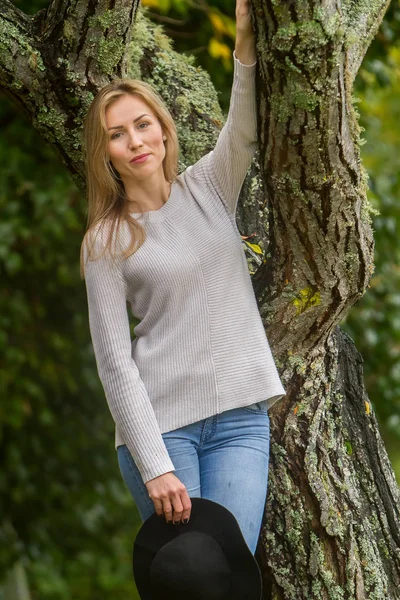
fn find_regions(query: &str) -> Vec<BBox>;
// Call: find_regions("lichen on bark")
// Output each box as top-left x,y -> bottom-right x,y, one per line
126,7 -> 223,169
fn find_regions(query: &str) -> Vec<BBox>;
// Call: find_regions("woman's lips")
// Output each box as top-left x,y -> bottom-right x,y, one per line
130,154 -> 150,164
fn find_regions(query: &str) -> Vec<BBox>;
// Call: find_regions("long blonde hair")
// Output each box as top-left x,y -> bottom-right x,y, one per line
80,79 -> 179,277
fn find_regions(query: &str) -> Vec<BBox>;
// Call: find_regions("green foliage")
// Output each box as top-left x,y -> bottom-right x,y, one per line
0,98 -> 140,597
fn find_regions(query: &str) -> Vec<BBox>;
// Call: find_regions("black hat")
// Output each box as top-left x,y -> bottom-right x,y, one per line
133,497 -> 262,599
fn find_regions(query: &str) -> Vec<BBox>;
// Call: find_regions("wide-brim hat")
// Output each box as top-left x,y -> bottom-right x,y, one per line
133,497 -> 262,599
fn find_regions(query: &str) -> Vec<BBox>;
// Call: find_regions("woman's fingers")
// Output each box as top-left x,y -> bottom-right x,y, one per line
168,486 -> 192,525
163,497 -> 174,523
146,472 -> 192,524
152,496 -> 165,518
170,495 -> 184,524
236,0 -> 251,19
236,0 -> 253,38
179,489 -> 192,524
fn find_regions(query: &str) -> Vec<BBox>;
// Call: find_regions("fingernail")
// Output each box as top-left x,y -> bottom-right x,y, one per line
183,518 -> 189,524
167,520 -> 172,524
173,520 -> 180,525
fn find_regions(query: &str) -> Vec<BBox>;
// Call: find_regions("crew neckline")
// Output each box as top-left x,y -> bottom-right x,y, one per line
129,180 -> 179,223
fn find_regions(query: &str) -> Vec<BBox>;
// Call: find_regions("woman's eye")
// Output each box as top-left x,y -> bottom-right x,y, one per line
110,122 -> 149,139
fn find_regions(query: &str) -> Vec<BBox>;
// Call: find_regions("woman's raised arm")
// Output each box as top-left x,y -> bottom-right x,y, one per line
185,0 -> 258,215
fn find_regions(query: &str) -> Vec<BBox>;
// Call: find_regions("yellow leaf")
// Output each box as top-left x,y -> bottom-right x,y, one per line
208,38 -> 231,61
244,241 -> 263,254
209,12 -> 226,36
141,0 -> 161,7
209,11 -> 236,40
293,405 -> 299,415
365,401 -> 371,415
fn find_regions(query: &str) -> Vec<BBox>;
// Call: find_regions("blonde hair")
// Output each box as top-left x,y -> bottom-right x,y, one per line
79,79 -> 180,277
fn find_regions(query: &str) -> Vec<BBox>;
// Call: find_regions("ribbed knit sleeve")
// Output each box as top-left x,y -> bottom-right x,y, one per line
83,230 -> 175,484
187,51 -> 258,215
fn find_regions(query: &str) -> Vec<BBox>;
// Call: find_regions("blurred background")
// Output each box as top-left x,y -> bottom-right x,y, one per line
1,0 -> 399,597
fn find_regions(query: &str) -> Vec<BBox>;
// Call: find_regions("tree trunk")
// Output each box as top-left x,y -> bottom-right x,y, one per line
1,0 -> 399,598
249,1 -> 400,598
255,327 -> 400,599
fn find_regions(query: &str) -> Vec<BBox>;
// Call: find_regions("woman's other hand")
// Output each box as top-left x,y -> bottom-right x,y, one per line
236,0 -> 253,37
235,0 -> 257,65
145,471 -> 192,524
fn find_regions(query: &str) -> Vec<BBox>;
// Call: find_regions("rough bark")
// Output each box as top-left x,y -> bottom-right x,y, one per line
1,0 -> 399,598
255,328 -> 400,599
251,0 -> 389,353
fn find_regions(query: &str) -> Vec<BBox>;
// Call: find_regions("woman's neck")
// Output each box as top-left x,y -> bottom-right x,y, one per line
124,175 -> 171,213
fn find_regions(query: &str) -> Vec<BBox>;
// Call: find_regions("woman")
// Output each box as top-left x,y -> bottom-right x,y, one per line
81,0 -> 285,556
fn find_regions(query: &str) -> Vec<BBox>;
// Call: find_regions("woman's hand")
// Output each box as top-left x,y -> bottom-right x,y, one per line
145,471 -> 192,524
236,0 -> 253,38
235,0 -> 256,65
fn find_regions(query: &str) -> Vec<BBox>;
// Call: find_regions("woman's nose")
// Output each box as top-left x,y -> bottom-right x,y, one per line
128,130 -> 143,149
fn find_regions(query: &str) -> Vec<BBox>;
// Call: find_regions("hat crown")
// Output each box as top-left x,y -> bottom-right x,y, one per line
150,531 -> 231,599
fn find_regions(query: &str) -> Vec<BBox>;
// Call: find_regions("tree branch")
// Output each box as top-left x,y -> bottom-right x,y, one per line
0,0 -> 141,185
0,0 -> 31,29
0,0 -> 37,94
341,0 -> 392,83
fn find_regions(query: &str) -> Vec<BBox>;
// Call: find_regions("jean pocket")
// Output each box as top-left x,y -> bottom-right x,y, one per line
242,401 -> 269,414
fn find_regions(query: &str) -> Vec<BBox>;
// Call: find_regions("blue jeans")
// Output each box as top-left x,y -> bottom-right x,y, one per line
117,401 -> 270,555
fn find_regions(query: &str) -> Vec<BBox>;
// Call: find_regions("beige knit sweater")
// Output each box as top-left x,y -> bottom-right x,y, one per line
84,53 -> 286,484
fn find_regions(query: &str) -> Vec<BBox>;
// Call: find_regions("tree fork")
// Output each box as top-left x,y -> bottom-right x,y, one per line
0,0 -> 140,184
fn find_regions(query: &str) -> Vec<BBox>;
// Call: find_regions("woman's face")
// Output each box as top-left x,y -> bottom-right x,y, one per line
105,94 -> 166,184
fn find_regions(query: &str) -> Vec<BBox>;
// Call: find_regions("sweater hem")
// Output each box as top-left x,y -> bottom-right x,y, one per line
114,388 -> 286,450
